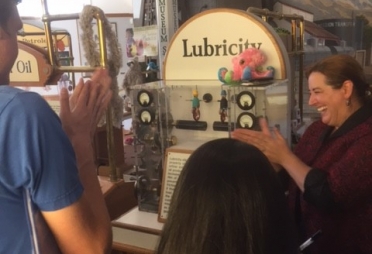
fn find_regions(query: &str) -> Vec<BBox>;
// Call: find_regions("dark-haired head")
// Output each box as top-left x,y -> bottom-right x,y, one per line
306,54 -> 371,105
0,0 -> 22,31
0,0 -> 23,85
125,28 -> 134,36
157,138 -> 297,254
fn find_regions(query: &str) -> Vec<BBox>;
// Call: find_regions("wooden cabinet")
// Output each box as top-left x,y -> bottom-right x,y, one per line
99,176 -> 137,221
94,125 -> 125,169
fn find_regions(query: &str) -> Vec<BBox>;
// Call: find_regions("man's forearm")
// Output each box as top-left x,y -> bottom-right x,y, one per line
69,135 -> 112,231
70,135 -> 107,210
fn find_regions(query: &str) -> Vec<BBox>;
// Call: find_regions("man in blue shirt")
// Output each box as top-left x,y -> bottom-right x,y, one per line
0,1 -> 113,253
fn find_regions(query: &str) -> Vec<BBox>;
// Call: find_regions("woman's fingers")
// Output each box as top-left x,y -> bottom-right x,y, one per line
232,125 -> 289,166
271,127 -> 289,148
93,90 -> 112,127
90,68 -> 112,92
87,81 -> 100,112
59,87 -> 70,117
73,78 -> 84,97
69,78 -> 84,109
259,118 -> 271,136
88,68 -> 112,113
232,129 -> 265,148
90,68 -> 112,122
90,68 -> 106,84
75,80 -> 90,112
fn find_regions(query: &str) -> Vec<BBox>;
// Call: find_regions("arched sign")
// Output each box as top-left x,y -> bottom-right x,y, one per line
163,8 -> 290,81
10,41 -> 62,87
17,22 -> 70,49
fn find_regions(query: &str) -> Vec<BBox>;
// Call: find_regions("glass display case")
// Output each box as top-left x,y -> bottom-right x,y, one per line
224,79 -> 290,141
130,79 -> 290,213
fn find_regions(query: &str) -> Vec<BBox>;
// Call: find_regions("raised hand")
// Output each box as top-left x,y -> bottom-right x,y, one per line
232,118 -> 291,170
59,68 -> 112,141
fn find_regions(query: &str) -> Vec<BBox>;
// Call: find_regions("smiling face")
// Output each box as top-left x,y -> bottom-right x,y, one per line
308,72 -> 356,128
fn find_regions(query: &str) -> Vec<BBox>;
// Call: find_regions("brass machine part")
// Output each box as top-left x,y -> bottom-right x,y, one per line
40,0 -> 119,182
144,134 -> 177,144
247,7 -> 305,122
17,30 -> 76,86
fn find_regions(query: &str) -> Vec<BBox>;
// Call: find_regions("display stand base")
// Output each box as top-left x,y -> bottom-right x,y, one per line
212,121 -> 235,132
175,120 -> 207,130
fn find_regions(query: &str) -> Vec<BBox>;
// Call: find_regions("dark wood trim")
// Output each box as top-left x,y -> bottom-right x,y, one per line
112,221 -> 162,235
112,242 -> 154,254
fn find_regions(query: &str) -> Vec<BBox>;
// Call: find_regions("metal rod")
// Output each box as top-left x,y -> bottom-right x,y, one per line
95,9 -> 118,182
58,66 -> 96,72
18,31 -> 70,37
39,0 -> 119,182
40,0 -> 56,67
96,11 -> 108,69
298,20 -> 305,122
42,13 -> 81,22
106,107 -> 117,182
291,19 -> 297,52
67,34 -> 76,88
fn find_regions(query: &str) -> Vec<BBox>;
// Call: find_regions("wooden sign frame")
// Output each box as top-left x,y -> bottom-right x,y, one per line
158,148 -> 193,223
10,41 -> 62,87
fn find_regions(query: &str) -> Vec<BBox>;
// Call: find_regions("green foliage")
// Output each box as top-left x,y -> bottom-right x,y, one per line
356,15 -> 369,26
363,25 -> 372,49
356,15 -> 372,49
274,27 -> 291,35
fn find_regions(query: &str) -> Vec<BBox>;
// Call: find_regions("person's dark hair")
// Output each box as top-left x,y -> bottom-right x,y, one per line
126,28 -> 134,36
0,0 -> 21,31
305,54 -> 371,104
156,138 -> 297,254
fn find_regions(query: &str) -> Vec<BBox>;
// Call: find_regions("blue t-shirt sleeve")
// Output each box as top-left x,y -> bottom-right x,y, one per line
0,91 -> 83,211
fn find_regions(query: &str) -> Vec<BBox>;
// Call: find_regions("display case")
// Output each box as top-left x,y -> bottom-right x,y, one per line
130,79 -> 290,213
130,82 -> 172,213
224,80 -> 290,140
